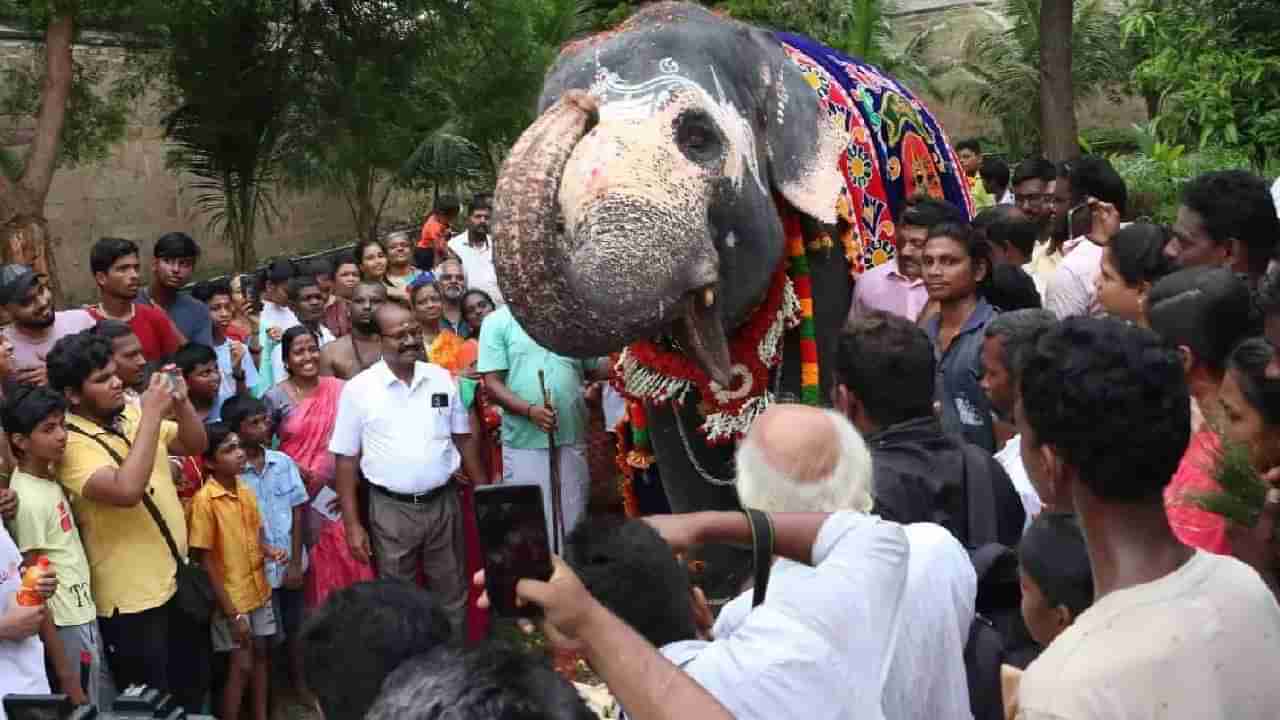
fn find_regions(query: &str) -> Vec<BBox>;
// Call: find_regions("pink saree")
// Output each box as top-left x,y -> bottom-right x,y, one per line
275,377 -> 376,608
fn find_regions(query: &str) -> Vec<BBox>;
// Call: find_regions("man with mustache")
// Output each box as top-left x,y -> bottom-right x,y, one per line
330,302 -> 487,636
0,264 -> 95,386
847,199 -> 966,324
319,281 -> 387,380
86,238 -> 184,362
435,259 -> 471,338
447,195 -> 503,307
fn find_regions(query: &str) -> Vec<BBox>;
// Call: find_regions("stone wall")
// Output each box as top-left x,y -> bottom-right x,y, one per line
0,35 -> 419,303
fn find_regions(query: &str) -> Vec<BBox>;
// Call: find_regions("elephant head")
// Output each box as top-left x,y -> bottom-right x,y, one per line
494,3 -> 846,385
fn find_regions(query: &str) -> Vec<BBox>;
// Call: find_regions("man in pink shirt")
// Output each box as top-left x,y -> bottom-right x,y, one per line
1043,157 -> 1128,319
0,264 -> 95,385
848,199 -> 965,324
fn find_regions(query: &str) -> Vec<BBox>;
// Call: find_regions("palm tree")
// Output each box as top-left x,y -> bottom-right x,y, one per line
953,0 -> 1129,159
837,0 -> 943,97
161,0 -> 304,271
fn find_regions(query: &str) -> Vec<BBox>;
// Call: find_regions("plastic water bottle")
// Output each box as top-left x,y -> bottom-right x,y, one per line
16,556 -> 50,606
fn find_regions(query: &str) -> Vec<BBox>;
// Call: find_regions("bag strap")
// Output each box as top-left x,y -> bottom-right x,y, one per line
745,509 -> 774,608
66,424 -> 186,567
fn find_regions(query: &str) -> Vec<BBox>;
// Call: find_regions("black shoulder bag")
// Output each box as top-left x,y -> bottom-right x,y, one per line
67,424 -> 215,623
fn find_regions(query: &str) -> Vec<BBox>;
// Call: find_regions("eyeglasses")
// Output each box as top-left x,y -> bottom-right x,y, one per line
439,274 -> 464,282
1014,193 -> 1053,207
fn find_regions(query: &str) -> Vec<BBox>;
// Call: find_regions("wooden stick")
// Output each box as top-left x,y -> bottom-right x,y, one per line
538,370 -> 565,554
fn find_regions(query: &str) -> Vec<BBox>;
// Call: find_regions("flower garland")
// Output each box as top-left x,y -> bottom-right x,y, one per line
611,207 -> 825,514
783,211 -> 822,405
615,267 -> 801,446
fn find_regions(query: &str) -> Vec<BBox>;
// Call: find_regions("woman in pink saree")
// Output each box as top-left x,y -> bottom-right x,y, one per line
265,326 -> 374,608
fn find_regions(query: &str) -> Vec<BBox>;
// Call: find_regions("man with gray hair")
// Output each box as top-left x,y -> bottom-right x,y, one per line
565,404 -> 910,720
981,309 -> 1057,524
728,405 -> 977,720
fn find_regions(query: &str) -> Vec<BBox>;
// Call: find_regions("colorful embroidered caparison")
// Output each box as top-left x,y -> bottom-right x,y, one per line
612,33 -> 973,513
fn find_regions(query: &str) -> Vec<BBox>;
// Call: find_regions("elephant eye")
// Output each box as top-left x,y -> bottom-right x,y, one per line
675,111 -> 722,164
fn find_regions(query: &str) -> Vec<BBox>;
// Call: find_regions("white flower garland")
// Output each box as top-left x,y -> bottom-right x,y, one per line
616,277 -> 801,444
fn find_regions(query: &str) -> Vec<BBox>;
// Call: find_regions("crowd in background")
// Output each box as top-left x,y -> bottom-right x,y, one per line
2,148 -> 1280,720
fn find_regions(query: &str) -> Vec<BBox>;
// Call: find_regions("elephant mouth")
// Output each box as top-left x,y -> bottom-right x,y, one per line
671,282 -> 733,388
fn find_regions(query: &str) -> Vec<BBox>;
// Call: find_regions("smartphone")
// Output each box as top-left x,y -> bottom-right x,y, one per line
473,484 -> 553,617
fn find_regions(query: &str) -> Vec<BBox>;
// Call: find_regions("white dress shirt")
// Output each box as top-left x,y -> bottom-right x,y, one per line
657,512 -> 910,720
328,360 -> 470,494
714,522 -> 975,720
995,434 -> 1043,532
448,231 -> 504,306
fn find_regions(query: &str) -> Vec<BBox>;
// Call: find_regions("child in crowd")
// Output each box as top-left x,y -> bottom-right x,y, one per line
197,280 -> 258,409
4,384 -> 99,707
189,423 -> 286,720
222,394 -> 311,699
1003,513 -> 1094,719
173,342 -> 225,424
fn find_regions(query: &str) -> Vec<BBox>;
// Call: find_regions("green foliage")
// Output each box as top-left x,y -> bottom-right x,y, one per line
160,0 -> 306,271
717,0 -> 942,95
1110,147 -> 1253,224
427,0 -> 599,182
280,0 -> 457,241
1123,0 -> 1280,172
953,0 -> 1131,160
1196,434 -> 1278,541
0,0 -> 162,175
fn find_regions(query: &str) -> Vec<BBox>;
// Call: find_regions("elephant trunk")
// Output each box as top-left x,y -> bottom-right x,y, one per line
493,91 -> 602,358
496,92 -> 733,385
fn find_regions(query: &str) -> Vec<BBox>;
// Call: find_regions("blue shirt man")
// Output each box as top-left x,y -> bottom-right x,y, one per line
924,297 -> 996,452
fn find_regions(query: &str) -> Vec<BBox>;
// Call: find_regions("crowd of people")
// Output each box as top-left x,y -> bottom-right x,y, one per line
0,192 -> 633,719
2,150 -> 1280,720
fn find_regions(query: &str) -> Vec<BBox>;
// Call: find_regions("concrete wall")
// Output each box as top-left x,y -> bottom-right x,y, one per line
0,36 -> 420,304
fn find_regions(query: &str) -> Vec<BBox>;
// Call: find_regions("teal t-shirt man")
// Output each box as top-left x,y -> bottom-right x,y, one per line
476,305 -> 599,546
476,305 -> 597,448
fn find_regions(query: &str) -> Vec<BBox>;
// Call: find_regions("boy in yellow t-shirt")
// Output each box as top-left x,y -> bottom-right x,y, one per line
5,385 -> 100,707
188,423 -> 286,720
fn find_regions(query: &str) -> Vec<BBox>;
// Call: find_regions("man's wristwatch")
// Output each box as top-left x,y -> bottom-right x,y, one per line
234,613 -> 248,625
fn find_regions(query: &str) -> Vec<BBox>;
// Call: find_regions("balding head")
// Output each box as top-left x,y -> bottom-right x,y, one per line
736,404 -> 874,514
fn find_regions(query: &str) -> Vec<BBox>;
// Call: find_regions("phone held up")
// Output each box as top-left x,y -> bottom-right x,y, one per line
473,484 -> 553,618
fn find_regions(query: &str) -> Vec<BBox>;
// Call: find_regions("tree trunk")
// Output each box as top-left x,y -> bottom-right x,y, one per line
0,12 -> 74,303
1039,0 -> 1079,162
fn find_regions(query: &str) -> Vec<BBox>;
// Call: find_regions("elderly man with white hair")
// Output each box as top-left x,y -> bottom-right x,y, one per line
565,403 -> 911,720
718,404 -> 978,720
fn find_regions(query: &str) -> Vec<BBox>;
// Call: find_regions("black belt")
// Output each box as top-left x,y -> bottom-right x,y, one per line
371,482 -> 451,505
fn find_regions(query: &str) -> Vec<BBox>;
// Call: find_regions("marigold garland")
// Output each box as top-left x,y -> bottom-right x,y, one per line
782,211 -> 822,405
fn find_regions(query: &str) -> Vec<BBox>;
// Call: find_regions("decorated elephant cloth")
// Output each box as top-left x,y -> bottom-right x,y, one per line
775,32 -> 974,275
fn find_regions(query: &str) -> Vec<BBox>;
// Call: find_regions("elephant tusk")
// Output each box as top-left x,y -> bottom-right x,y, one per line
704,287 -> 715,309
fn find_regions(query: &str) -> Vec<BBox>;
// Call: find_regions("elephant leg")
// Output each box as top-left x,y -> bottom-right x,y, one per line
646,397 -> 753,605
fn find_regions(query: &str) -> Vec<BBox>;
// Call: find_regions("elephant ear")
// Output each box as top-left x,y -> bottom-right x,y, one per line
753,33 -> 848,225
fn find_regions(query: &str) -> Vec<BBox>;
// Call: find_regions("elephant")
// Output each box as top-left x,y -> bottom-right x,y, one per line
493,2 -> 973,599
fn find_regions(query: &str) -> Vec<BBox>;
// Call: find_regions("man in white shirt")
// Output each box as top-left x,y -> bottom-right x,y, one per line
268,276 -> 335,383
980,309 -> 1055,528
566,404 -> 911,720
447,196 -> 503,306
1015,317 -> 1280,719
331,302 -> 487,635
1043,157 -> 1128,319
720,404 -> 976,720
